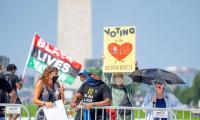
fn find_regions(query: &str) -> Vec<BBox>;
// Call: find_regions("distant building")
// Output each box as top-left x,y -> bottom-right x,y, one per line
0,55 -> 10,72
85,59 -> 103,69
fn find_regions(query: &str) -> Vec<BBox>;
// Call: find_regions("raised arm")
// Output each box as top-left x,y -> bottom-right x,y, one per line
58,83 -> 65,103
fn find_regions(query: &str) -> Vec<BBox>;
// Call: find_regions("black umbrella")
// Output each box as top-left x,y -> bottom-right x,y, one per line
129,68 -> 185,85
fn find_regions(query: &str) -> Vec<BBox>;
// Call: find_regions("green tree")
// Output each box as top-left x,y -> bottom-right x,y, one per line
173,71 -> 200,106
191,71 -> 200,106
174,87 -> 193,104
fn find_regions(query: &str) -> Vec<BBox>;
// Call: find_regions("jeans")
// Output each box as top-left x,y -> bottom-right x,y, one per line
0,117 -> 5,120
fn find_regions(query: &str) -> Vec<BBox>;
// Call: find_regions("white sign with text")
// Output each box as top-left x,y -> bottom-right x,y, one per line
43,100 -> 68,120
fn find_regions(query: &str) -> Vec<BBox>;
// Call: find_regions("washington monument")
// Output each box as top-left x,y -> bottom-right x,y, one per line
57,0 -> 92,89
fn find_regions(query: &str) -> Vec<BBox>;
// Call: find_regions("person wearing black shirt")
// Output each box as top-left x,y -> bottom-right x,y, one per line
78,70 -> 89,82
6,64 -> 22,120
0,78 -> 16,103
74,70 -> 89,120
0,77 -> 17,119
71,67 -> 112,120
0,64 -> 6,119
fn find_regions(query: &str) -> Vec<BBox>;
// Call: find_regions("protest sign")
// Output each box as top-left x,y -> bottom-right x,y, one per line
103,26 -> 136,73
43,100 -> 68,120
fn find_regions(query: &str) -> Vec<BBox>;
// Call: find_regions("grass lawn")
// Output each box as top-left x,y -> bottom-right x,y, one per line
21,104 -> 37,117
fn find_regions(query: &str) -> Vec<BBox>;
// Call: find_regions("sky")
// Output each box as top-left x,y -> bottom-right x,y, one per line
0,0 -> 200,76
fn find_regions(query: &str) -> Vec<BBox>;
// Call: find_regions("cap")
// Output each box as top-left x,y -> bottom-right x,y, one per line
78,70 -> 89,76
88,67 -> 102,77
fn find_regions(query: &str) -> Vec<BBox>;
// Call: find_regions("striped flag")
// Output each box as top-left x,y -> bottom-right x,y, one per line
27,34 -> 82,85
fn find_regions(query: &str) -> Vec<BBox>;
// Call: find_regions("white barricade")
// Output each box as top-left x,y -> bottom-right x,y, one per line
34,105 -> 200,120
0,103 -> 31,120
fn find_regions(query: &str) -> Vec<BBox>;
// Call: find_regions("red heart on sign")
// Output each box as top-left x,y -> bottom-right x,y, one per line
108,42 -> 132,61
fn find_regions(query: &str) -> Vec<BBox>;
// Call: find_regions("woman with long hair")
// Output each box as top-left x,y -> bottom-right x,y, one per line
33,66 -> 65,119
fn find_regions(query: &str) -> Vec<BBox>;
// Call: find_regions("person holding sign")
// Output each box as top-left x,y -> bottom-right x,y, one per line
33,66 -> 65,120
142,80 -> 182,120
109,72 -> 138,120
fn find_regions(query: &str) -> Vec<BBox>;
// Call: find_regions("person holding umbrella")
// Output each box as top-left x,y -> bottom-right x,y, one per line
130,68 -> 185,120
142,80 -> 182,120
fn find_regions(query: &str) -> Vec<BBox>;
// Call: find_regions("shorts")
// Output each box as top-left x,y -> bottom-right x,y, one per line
0,117 -> 5,120
16,97 -> 21,104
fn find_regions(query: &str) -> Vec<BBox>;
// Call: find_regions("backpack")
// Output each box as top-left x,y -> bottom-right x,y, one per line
118,87 -> 132,116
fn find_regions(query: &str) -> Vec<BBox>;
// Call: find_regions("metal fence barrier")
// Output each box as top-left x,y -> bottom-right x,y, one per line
0,103 -> 31,120
35,105 -> 200,120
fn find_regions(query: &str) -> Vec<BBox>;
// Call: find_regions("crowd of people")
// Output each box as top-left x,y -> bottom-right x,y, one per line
68,65 -> 182,120
0,63 -> 183,120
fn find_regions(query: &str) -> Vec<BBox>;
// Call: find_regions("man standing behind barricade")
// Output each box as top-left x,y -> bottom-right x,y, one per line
78,70 -> 89,83
74,70 -> 89,120
71,67 -> 112,120
5,64 -> 23,120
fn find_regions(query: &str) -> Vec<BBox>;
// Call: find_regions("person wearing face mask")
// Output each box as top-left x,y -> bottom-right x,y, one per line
142,80 -> 182,120
33,66 -> 65,120
74,70 -> 89,120
71,67 -> 112,120
78,70 -> 89,83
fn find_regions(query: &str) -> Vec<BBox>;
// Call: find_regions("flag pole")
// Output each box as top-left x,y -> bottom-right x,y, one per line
21,32 -> 36,80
